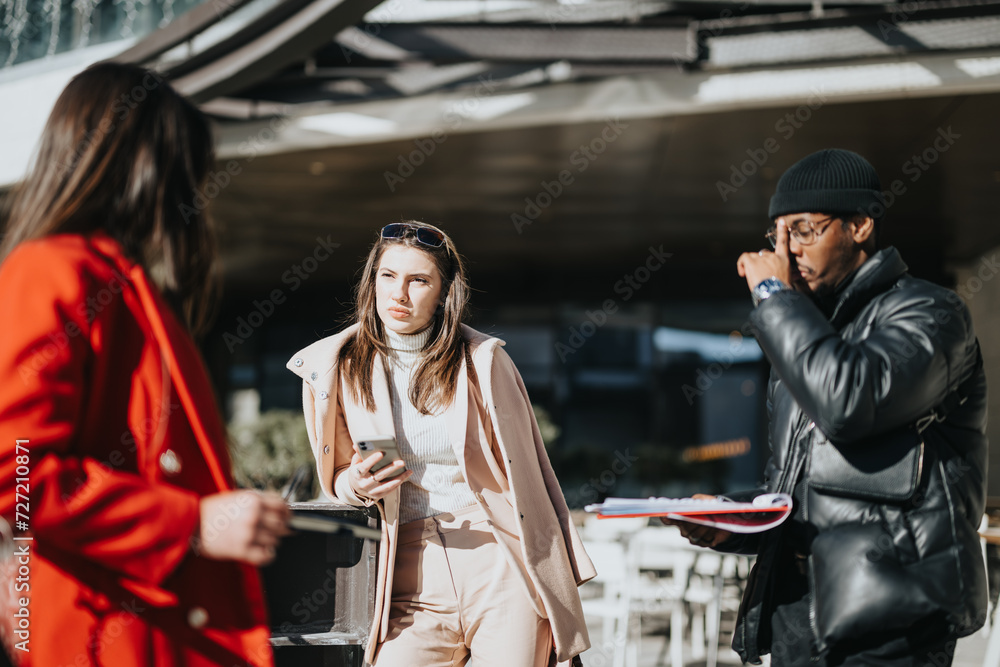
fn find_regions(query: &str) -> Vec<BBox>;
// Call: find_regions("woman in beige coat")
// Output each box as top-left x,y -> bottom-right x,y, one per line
287,221 -> 594,666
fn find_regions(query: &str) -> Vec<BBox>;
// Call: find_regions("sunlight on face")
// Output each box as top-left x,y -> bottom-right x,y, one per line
375,245 -> 444,335
780,213 -> 858,296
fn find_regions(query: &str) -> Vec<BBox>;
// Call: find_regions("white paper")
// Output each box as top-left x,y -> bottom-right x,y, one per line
585,493 -> 793,534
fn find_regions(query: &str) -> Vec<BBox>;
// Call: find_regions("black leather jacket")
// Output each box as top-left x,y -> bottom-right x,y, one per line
727,247 -> 988,664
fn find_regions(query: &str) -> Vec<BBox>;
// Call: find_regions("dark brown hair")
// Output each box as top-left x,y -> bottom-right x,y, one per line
0,62 -> 217,334
340,221 -> 470,415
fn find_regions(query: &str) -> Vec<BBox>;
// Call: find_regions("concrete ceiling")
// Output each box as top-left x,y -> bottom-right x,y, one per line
210,89 -> 1000,313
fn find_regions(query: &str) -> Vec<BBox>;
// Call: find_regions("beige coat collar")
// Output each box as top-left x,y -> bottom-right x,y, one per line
287,322 -> 503,469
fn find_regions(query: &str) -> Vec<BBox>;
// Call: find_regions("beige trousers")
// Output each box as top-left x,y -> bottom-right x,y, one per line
373,505 -> 554,667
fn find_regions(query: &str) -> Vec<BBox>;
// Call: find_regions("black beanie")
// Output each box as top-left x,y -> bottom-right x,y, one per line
768,149 -> 882,221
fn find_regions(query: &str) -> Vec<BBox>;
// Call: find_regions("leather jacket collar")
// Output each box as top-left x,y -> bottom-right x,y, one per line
827,247 -> 908,328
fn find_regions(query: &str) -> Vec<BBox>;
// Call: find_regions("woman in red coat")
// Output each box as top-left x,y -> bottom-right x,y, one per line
0,63 -> 290,666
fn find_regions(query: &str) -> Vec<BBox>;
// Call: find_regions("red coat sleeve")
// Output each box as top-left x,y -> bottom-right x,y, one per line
0,240 -> 201,588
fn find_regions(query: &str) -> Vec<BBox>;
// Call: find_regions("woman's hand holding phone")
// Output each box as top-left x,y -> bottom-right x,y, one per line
349,448 -> 412,500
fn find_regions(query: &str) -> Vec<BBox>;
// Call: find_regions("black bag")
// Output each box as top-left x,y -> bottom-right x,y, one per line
807,347 -> 981,504
808,425 -> 924,503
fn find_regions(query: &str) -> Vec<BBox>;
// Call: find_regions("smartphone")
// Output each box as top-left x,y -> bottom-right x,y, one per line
356,435 -> 407,479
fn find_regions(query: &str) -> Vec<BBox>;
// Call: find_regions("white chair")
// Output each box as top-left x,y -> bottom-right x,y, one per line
626,526 -> 700,667
580,527 -> 693,667
979,514 -> 1000,667
581,524 -> 745,667
580,539 -> 631,667
685,551 -> 729,667
634,528 -> 752,667
582,514 -> 648,542
980,514 -> 992,638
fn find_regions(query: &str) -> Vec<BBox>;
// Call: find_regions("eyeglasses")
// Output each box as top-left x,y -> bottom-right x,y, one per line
765,216 -> 837,249
380,223 -> 446,248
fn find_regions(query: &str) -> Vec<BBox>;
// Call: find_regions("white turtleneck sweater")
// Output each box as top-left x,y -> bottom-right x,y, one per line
385,328 -> 477,524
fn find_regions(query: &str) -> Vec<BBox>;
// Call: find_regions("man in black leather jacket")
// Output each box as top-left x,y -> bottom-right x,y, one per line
674,149 -> 988,666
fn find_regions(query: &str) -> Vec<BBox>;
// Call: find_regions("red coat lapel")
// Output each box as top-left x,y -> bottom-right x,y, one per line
89,235 -> 232,491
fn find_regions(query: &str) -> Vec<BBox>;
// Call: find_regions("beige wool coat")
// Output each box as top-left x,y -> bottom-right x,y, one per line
287,324 -> 595,665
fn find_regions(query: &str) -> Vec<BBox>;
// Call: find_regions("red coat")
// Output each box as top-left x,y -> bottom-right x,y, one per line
0,233 -> 273,666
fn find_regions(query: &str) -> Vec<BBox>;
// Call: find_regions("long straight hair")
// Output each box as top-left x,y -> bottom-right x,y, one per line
340,221 -> 470,415
0,62 -> 217,334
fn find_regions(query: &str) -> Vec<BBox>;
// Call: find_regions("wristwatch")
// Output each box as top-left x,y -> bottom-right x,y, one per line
752,277 -> 788,307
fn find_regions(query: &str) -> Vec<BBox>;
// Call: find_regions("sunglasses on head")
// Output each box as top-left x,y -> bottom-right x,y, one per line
380,223 -> 446,248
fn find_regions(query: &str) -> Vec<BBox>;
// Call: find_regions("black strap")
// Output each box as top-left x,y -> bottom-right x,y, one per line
915,343 -> 982,433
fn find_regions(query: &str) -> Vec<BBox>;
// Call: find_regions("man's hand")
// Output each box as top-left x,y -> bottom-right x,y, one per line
660,493 -> 732,548
348,450 -> 412,501
737,218 -> 795,292
197,490 -> 292,566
